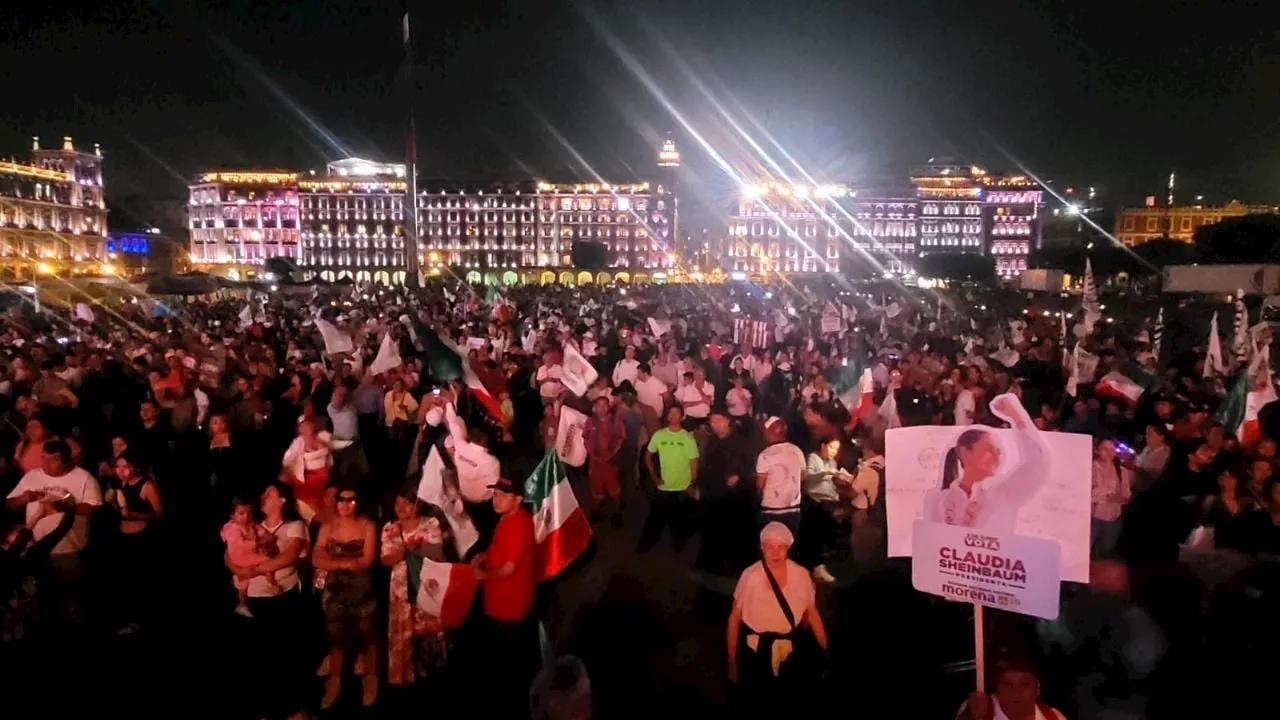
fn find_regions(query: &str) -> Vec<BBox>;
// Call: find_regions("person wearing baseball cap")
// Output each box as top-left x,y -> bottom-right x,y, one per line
472,474 -> 538,713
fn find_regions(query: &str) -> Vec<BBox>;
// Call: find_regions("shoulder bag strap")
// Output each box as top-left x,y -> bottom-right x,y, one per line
760,563 -> 798,632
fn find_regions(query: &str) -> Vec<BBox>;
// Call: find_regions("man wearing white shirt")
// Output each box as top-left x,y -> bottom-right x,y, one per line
954,380 -> 977,426
673,369 -> 714,426
633,362 -> 670,418
6,439 -> 103,622
754,417 -> 805,542
611,344 -> 640,388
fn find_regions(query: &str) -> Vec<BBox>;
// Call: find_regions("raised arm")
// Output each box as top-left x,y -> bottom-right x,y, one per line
989,393 -> 1051,509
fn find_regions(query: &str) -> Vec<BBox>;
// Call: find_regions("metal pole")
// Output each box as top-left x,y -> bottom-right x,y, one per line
402,7 -> 421,289
33,270 -> 39,313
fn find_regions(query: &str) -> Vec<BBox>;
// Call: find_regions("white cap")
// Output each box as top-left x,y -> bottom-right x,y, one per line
760,521 -> 794,547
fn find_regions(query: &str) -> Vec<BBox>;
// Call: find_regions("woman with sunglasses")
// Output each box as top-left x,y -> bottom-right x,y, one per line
312,483 -> 378,709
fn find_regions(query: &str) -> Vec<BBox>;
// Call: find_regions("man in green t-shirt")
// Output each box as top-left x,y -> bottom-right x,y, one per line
637,404 -> 699,553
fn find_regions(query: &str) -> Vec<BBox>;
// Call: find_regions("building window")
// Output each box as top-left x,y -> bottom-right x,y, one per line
1180,218 -> 1191,231
1123,217 -> 1134,231
1146,218 -> 1158,231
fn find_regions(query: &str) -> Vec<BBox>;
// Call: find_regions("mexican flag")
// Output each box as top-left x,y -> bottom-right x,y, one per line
831,364 -> 875,427
416,559 -> 477,628
418,324 -> 505,423
1094,366 -> 1152,404
1216,373 -> 1278,447
524,449 -> 592,581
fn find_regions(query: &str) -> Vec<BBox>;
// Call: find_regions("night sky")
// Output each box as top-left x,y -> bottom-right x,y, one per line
1,0 -> 1277,232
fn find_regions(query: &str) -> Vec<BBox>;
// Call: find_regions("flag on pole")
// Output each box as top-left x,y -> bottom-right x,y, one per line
1065,345 -> 1080,398
416,559 -> 477,629
1232,289 -> 1249,370
418,325 -> 504,423
733,318 -> 770,348
1205,311 -> 1224,379
368,332 -> 403,376
1215,371 -> 1276,447
524,450 -> 592,581
560,343 -> 598,396
1151,307 -> 1164,363
1082,258 -> 1101,335
315,318 -> 355,355
1095,366 -> 1153,404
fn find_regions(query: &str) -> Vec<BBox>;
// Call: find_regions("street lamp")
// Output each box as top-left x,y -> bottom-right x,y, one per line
33,262 -> 52,313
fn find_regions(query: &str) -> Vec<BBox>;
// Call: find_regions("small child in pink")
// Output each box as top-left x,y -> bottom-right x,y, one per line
221,498 -> 279,617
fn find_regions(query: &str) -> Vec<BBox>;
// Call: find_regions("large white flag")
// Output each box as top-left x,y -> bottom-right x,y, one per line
416,446 -> 479,557
560,343 -> 598,396
555,405 -> 588,467
367,332 -> 402,376
315,318 -> 354,355
1205,312 -> 1224,379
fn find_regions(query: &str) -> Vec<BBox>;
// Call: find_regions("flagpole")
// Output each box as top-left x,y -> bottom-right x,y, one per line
402,5 -> 422,289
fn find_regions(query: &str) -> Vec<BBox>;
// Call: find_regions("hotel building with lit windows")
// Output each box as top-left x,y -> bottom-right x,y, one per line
0,136 -> 107,280
189,144 -> 680,286
724,161 -> 1044,279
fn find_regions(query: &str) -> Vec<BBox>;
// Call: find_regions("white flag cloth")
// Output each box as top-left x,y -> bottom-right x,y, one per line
416,446 -> 479,557
238,304 -> 254,329
1233,288 -> 1249,370
647,317 -> 672,338
1066,345 -> 1080,398
368,332 -> 402,376
1074,348 -> 1099,383
879,387 -> 902,428
1205,312 -> 1224,379
315,318 -> 354,355
73,302 -> 95,324
560,343 -> 598,396
1082,257 -> 1102,335
555,405 -> 588,467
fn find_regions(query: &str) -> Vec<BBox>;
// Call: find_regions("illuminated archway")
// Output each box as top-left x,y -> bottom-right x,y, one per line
614,271 -> 630,284
465,270 -> 482,284
577,271 -> 593,285
391,271 -> 406,286
596,272 -> 612,285
320,271 -> 335,282
355,271 -> 371,284
373,270 -> 390,285
633,273 -> 649,284
502,271 -> 519,286
337,271 -> 352,281
559,271 -> 574,286
484,273 -> 499,287
540,271 -> 556,285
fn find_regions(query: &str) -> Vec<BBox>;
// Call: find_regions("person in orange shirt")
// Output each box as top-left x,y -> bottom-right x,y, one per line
472,476 -> 538,713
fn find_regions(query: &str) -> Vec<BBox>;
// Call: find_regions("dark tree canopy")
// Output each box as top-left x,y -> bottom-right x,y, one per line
1192,213 -> 1280,263
915,252 -> 995,282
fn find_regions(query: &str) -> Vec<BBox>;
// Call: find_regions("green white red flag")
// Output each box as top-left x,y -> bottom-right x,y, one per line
524,449 -> 592,581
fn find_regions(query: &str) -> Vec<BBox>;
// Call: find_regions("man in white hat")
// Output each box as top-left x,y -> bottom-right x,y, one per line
755,416 -> 805,545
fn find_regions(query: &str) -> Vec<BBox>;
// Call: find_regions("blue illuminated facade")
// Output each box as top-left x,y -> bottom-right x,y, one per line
106,231 -> 151,256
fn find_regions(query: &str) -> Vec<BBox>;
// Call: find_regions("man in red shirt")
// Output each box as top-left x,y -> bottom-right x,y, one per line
472,475 -> 538,711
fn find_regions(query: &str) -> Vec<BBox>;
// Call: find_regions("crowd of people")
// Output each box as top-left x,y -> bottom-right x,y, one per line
0,277 -> 1276,719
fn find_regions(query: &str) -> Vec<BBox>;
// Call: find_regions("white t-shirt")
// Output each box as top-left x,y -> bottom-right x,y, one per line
756,442 -> 805,512
733,560 -> 815,634
7,467 -> 103,555
674,382 -> 714,419
536,364 -> 564,398
726,387 -> 752,417
634,375 -> 669,417
954,388 -> 976,426
248,519 -> 306,597
612,358 -> 640,388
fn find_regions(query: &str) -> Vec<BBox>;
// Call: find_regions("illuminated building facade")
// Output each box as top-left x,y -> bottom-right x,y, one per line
0,136 -> 107,279
725,183 -> 908,276
188,171 -> 301,268
1114,200 -> 1276,246
190,140 -> 679,285
724,162 -> 1044,279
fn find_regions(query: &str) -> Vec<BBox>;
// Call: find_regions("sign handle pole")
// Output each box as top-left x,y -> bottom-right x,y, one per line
973,603 -> 986,693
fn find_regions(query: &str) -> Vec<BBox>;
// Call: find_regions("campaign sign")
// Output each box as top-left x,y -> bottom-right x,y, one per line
912,520 -> 1062,620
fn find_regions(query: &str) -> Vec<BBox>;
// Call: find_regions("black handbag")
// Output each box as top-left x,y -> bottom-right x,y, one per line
760,563 -> 827,679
